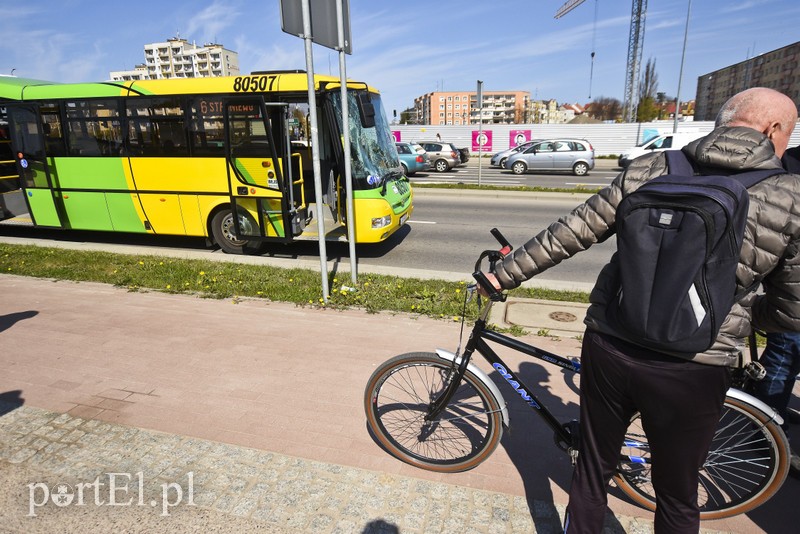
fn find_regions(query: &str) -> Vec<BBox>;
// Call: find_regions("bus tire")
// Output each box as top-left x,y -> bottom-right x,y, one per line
210,209 -> 263,255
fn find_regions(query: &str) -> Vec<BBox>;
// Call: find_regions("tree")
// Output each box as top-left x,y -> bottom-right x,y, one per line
636,58 -> 660,122
588,96 -> 623,122
636,96 -> 659,122
399,107 -> 419,124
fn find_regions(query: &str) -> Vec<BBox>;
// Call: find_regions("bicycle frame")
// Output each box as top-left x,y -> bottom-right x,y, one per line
428,295 -> 581,451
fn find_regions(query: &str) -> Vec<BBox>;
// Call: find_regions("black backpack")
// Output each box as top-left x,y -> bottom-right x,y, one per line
606,150 -> 783,354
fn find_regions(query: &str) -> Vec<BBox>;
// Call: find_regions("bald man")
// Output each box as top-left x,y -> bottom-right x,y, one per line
482,88 -> 800,533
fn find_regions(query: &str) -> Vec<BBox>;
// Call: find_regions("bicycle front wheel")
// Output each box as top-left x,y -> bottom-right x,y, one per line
364,352 -> 504,473
615,394 -> 790,520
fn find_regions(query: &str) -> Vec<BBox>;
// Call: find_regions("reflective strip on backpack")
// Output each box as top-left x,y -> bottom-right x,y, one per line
688,283 -> 707,326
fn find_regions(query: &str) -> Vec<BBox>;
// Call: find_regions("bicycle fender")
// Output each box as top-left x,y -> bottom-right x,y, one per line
434,348 -> 510,428
727,388 -> 785,427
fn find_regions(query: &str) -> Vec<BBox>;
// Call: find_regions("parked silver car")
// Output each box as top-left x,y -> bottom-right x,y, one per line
505,138 -> 595,176
418,141 -> 460,172
489,140 -> 540,169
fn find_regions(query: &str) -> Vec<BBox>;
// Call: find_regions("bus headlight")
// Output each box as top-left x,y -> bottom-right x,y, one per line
371,215 -> 391,229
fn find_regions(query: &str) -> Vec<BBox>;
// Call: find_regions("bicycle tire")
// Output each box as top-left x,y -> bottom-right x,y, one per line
615,394 -> 790,520
364,352 -> 504,473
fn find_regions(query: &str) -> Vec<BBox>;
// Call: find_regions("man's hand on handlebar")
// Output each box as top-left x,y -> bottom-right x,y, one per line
476,272 -> 503,298
472,228 -> 513,302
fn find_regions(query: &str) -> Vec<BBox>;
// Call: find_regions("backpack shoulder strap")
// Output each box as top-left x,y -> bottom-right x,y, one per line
732,167 -> 785,189
665,148 -> 783,189
664,149 -> 695,176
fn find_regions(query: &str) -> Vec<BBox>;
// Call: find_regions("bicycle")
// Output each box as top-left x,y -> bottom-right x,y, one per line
363,228 -> 790,520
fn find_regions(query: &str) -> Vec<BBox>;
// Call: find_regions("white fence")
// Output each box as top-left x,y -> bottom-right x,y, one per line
391,121 -> 800,157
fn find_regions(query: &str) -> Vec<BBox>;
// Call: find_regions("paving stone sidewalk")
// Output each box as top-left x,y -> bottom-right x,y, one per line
0,403 -> 678,534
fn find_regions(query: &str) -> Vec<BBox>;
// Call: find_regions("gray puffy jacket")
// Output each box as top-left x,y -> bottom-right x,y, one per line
494,127 -> 800,366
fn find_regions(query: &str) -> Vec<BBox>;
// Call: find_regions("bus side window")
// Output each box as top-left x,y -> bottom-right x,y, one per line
64,99 -> 123,157
127,97 -> 187,157
189,97 -> 225,156
41,104 -> 66,157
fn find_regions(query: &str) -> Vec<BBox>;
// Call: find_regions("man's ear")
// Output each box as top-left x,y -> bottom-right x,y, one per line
766,121 -> 781,140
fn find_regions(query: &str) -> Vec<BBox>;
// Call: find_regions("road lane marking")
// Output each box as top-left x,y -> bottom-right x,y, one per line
408,220 -> 436,224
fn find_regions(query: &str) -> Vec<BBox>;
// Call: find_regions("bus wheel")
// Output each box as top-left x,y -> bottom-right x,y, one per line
211,209 -> 263,255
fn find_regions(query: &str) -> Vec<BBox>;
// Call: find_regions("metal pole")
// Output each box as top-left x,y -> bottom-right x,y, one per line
673,0 -> 691,133
477,80 -> 483,187
301,0 -> 330,302
336,0 -> 357,285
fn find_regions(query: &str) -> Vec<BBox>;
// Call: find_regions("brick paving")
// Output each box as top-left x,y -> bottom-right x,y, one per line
0,404 -> 650,533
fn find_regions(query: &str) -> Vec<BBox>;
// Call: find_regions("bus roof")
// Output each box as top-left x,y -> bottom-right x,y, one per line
0,72 -> 378,101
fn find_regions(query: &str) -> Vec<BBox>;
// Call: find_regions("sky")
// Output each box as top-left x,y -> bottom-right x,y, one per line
1,0 -> 798,119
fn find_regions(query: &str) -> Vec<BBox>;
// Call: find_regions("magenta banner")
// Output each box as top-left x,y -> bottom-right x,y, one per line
509,130 -> 531,147
391,131 -> 401,142
472,130 -> 492,153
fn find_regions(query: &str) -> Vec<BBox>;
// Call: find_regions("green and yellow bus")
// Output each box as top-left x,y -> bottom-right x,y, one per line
0,72 -> 412,253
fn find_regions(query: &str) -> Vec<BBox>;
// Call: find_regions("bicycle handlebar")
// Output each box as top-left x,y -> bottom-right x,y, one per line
472,228 -> 513,302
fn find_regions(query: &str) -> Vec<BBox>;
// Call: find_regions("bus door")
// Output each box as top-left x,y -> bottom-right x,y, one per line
5,104 -> 62,227
224,98 -> 304,241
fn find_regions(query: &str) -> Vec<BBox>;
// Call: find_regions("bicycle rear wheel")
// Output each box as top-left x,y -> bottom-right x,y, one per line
615,394 -> 790,519
364,352 -> 503,473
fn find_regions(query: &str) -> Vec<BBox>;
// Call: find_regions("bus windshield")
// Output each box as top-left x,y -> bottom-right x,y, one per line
331,91 -> 400,188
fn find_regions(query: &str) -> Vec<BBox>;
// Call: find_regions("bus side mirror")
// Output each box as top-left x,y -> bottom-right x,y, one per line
357,93 -> 376,128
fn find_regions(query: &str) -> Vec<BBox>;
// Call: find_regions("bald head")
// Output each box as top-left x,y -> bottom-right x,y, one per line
716,87 -> 798,157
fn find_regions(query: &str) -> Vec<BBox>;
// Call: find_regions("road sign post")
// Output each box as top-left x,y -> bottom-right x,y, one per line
280,0 -> 355,299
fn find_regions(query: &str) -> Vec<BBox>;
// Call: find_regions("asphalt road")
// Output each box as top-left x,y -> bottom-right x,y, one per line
0,190 -> 609,291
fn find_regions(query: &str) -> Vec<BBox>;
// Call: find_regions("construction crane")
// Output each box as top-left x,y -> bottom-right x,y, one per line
556,0 -> 648,122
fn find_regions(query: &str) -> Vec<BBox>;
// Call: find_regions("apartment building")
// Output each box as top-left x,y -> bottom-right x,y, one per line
694,40 -> 799,121
110,37 -> 240,81
413,90 -> 530,125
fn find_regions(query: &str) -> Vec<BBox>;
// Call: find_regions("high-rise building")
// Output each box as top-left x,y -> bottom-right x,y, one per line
413,90 -> 530,125
110,37 -> 240,81
694,41 -> 799,121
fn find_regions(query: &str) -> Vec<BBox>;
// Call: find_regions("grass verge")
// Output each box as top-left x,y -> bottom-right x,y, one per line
0,243 -> 589,323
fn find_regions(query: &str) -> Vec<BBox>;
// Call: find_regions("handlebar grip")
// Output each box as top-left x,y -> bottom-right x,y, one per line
490,228 -> 513,256
472,271 -> 506,302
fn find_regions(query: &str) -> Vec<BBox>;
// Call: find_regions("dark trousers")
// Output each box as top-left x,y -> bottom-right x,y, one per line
564,331 -> 730,534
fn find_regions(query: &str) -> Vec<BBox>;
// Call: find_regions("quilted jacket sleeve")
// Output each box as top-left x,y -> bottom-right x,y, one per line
749,212 -> 800,332
493,182 -> 621,290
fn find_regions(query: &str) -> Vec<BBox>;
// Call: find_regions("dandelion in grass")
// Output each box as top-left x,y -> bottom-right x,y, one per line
166,284 -> 171,289
138,261 -> 144,266
199,271 -> 205,276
